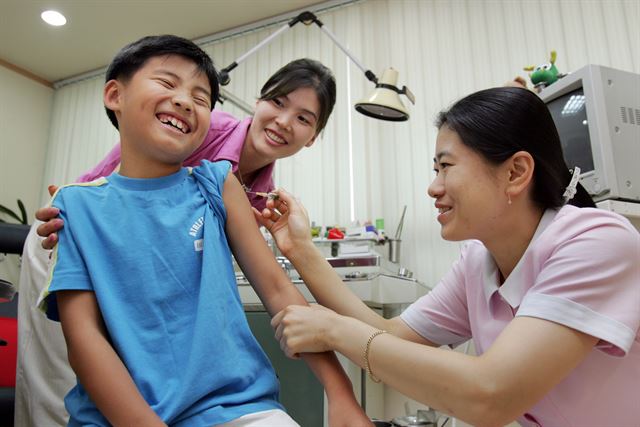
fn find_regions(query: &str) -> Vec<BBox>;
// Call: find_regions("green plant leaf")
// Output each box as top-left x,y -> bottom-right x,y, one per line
17,199 -> 28,224
0,204 -> 22,223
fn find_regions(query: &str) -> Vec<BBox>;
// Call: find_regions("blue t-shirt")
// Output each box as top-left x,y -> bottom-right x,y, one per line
39,160 -> 282,426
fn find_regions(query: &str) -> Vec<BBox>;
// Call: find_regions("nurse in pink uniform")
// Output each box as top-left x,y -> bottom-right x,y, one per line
258,87 -> 640,427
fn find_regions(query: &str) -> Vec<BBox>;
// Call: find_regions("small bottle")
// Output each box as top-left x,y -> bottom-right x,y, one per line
375,218 -> 387,240
310,221 -> 321,238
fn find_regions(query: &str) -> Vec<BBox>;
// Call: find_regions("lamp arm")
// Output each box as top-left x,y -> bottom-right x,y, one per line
235,24 -> 291,67
219,10 -> 379,86
315,24 -> 377,84
218,23 -> 291,85
300,11 -> 378,84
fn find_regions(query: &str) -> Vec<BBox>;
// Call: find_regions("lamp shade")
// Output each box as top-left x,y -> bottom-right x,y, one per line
355,68 -> 410,121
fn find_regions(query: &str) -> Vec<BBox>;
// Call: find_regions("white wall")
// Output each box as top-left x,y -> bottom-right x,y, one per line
0,65 -> 53,221
0,64 -> 53,285
40,75 -> 119,190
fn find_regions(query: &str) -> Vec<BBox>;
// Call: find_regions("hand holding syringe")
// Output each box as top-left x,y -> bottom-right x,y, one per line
251,189 -> 313,257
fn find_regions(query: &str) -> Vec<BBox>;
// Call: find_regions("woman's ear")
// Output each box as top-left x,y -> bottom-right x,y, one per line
507,151 -> 535,197
103,80 -> 121,111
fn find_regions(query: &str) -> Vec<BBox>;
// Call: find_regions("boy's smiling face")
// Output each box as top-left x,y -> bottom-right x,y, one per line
104,54 -> 212,177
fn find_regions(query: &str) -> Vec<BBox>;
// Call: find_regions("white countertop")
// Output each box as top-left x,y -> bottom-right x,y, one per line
237,272 -> 421,307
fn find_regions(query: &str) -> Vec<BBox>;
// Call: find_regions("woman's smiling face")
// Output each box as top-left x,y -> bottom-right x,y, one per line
247,86 -> 320,161
428,126 -> 508,242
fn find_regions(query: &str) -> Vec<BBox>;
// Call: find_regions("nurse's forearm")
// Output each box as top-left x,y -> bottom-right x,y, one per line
325,316 -> 515,427
332,313 -> 598,427
284,242 -> 390,331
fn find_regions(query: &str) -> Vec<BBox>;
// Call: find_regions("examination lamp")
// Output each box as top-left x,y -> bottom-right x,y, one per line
218,11 -> 415,121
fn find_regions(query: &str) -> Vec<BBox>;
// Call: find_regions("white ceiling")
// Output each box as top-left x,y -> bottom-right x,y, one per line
1,0 -> 330,84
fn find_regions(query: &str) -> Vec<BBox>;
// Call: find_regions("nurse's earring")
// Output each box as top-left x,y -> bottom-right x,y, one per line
506,171 -> 513,205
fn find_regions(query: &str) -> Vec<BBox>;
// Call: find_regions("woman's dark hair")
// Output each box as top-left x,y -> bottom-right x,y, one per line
104,34 -> 219,129
259,58 -> 336,135
435,87 -> 595,209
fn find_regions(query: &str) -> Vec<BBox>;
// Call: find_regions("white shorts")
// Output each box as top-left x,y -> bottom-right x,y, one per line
217,409 -> 300,427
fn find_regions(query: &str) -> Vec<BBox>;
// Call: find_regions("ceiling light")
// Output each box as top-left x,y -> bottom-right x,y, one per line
41,10 -> 67,26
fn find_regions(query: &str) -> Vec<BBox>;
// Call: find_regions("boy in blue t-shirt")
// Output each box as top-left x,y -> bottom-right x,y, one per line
37,35 -> 369,427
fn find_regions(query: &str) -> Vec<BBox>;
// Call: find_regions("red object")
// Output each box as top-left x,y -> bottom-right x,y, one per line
327,228 -> 345,240
0,317 -> 17,387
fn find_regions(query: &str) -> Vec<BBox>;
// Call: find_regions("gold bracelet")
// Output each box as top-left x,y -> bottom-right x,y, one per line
363,329 -> 387,383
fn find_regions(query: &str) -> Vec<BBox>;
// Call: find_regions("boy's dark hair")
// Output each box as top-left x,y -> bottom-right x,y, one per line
259,58 -> 336,135
436,87 -> 595,209
105,34 -> 219,129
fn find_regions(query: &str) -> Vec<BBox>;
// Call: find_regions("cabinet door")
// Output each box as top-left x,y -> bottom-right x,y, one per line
245,311 -> 324,427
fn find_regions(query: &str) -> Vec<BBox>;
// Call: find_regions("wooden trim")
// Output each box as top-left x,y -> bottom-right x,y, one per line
0,58 -> 53,88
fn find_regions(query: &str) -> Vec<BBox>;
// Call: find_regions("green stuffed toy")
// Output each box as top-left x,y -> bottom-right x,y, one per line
524,50 -> 565,92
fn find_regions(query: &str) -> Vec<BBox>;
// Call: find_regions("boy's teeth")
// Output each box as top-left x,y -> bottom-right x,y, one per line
158,114 -> 189,133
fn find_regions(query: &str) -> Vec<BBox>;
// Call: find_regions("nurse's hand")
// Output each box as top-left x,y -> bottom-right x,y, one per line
252,188 -> 313,257
36,185 -> 63,250
271,304 -> 341,358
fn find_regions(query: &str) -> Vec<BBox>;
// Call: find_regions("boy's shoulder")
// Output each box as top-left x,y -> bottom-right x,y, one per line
51,177 -> 109,202
191,161 -> 233,213
193,159 -> 232,178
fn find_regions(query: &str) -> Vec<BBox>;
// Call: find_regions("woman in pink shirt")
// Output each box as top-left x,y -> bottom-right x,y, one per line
258,87 -> 640,426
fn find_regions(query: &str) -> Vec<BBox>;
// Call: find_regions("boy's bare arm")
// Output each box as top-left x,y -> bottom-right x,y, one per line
222,174 -> 372,426
57,290 -> 167,427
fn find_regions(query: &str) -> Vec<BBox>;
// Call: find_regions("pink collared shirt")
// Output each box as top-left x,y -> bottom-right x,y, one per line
401,205 -> 640,427
77,110 -> 275,210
